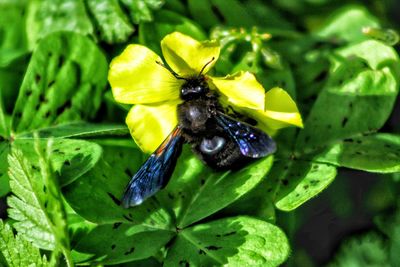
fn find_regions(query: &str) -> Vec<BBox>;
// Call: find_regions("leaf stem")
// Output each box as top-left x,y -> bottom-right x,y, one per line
62,247 -> 74,267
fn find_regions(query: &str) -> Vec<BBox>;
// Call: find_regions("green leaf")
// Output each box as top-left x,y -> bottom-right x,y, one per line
297,40 -> 399,152
16,122 -> 129,139
0,142 -> 10,197
316,5 -> 380,43
0,56 -> 28,112
63,140 -> 172,228
13,138 -> 103,186
259,67 -> 296,98
313,134 -> 400,173
288,44 -> 330,103
217,177 -> 277,223
139,10 -> 206,55
35,139 -> 74,265
114,257 -> 161,267
26,0 -> 94,49
187,0 -> 220,29
0,1 -> 29,112
165,216 -> 290,266
73,224 -> 174,265
375,205 -> 400,266
7,148 -> 55,250
86,0 -> 134,44
269,160 -> 337,211
0,1 -> 28,66
7,139 -> 74,265
0,91 -> 10,138
0,220 -> 49,267
11,32 -> 108,133
120,0 -> 164,24
327,232 -> 390,267
7,142 -> 68,251
212,0 -> 263,27
188,0 -> 256,28
158,147 -> 274,228
241,0 -> 294,30
64,201 -> 96,247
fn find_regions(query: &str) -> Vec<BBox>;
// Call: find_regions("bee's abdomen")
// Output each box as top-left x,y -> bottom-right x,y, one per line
195,135 -> 253,170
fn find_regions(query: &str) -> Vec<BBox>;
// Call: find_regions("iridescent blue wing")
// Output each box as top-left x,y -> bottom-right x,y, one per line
121,127 -> 183,208
215,112 -> 276,158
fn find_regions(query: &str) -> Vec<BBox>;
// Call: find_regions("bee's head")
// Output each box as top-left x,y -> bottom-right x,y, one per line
180,57 -> 215,100
180,76 -> 209,100
155,57 -> 215,100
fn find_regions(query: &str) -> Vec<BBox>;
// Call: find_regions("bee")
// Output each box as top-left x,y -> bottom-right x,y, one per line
122,59 -> 276,207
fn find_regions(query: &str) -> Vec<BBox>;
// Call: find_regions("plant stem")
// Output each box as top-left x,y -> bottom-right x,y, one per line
62,247 -> 74,267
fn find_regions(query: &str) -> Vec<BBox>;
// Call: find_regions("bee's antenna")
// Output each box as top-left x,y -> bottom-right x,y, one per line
198,57 -> 215,77
155,61 -> 186,80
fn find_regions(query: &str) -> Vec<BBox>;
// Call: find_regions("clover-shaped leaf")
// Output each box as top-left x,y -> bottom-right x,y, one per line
165,216 -> 290,266
297,40 -> 399,151
11,32 -> 108,133
271,160 -> 337,211
13,139 -> 102,186
157,147 -> 274,228
314,134 -> 400,173
73,223 -> 174,265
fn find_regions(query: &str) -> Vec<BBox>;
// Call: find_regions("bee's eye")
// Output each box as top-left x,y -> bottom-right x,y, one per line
200,136 -> 226,155
195,86 -> 202,92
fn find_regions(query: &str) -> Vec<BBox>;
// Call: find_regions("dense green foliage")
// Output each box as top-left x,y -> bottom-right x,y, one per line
0,0 -> 399,266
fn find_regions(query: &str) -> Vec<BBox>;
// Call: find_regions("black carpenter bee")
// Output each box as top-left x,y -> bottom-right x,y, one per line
122,59 -> 276,207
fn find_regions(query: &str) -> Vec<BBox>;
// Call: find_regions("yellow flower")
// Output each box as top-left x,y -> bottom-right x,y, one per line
108,32 -> 303,154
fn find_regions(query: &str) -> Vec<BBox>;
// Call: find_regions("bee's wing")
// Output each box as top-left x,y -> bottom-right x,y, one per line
121,127 -> 183,208
215,112 -> 276,158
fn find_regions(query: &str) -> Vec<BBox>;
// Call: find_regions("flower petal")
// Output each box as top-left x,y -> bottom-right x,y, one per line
226,87 -> 302,135
161,32 -> 220,76
109,44 -> 183,104
210,72 -> 265,110
256,113 -> 302,136
264,87 -> 303,128
126,101 -> 180,153
251,88 -> 303,133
